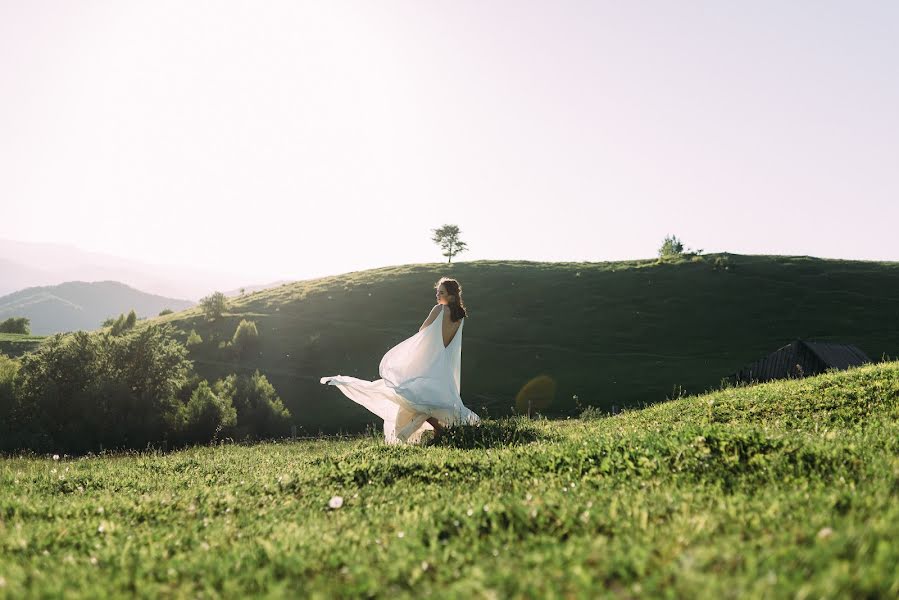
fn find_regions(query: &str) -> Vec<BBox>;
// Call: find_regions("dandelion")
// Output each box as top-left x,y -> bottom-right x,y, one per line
466,508 -> 474,516
421,561 -> 429,571
397,531 -> 405,538
52,454 -> 59,461
97,523 -> 105,534
328,496 -> 344,509
89,557 -> 98,566
817,527 -> 834,540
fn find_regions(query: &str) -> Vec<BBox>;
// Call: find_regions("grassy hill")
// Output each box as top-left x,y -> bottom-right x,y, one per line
0,333 -> 45,358
1,361 -> 896,597
154,253 -> 899,434
0,281 -> 194,335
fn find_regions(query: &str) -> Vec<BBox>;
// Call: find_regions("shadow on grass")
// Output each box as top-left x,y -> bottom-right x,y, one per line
427,418 -> 552,449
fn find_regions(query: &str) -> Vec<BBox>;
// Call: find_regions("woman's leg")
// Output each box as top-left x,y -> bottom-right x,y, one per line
426,417 -> 444,436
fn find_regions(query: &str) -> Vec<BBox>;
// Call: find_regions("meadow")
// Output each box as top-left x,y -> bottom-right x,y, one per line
157,253 -> 899,433
0,334 -> 44,359
1,361 -> 896,598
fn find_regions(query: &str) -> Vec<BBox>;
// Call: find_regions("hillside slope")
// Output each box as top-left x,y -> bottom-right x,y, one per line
153,253 -> 899,433
1,362 -> 896,597
0,281 -> 194,334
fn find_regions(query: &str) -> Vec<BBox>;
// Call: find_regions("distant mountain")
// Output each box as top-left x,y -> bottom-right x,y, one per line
0,239 -> 252,300
0,281 -> 194,335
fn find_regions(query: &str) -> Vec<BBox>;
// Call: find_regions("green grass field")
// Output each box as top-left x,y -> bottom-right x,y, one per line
154,253 -> 899,433
1,362 -> 896,598
0,333 -> 45,359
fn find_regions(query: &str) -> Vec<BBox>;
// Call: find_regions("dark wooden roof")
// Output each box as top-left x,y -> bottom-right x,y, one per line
801,341 -> 870,370
732,340 -> 870,384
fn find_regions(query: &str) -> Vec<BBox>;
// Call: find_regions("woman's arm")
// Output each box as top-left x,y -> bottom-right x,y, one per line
419,305 -> 442,332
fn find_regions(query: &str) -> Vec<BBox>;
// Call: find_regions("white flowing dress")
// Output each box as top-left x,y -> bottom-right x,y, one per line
320,305 -> 480,444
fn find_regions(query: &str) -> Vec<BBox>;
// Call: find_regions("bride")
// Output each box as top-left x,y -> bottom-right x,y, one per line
320,277 -> 480,444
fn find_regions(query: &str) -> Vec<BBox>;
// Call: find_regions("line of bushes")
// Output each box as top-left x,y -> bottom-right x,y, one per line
0,324 -> 291,454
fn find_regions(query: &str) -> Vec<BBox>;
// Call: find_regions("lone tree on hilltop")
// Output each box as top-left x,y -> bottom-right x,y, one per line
200,291 -> 228,321
431,224 -> 468,264
658,234 -> 685,259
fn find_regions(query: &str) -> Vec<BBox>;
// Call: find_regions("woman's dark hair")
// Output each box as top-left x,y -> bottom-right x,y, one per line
435,277 -> 467,322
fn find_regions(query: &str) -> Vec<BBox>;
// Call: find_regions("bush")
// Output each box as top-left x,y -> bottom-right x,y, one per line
8,325 -> 192,453
231,320 -> 259,359
106,310 -> 138,335
186,330 -> 203,347
658,235 -> 684,259
0,354 -> 21,442
182,381 -> 237,443
159,308 -> 174,316
200,292 -> 228,321
0,317 -> 30,334
213,371 -> 291,440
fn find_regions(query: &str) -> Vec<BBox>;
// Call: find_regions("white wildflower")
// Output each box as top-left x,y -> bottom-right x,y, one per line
328,495 -> 344,509
52,454 -> 59,461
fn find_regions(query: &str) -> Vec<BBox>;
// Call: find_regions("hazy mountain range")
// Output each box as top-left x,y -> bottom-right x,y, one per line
0,281 -> 195,335
0,239 -> 284,300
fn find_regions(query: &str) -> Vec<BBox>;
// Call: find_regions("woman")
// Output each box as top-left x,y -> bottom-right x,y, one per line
320,277 -> 480,444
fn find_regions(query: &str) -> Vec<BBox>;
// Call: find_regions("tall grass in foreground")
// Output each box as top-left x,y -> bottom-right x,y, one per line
0,362 -> 897,598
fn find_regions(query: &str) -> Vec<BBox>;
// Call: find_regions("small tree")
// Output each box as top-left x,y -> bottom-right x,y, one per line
231,320 -> 259,359
0,317 -> 30,334
658,235 -> 685,259
186,330 -> 203,347
182,380 -> 237,443
431,224 -> 468,264
108,310 -> 138,335
200,292 -> 227,321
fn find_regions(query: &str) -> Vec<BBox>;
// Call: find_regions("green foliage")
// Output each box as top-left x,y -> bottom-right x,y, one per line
106,309 -> 138,336
182,380 -> 237,443
431,224 -> 468,264
0,363 -> 896,597
0,317 -> 30,334
159,308 -> 174,316
199,291 -> 228,321
212,370 -> 291,440
0,353 -> 20,442
8,325 -> 192,453
231,319 -> 259,359
185,329 -> 203,347
658,234 -> 684,258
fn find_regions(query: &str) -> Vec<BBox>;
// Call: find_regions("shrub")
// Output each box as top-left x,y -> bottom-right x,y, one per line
0,354 -> 21,443
159,308 -> 174,316
658,235 -> 685,259
186,330 -> 203,347
107,310 -> 138,335
231,320 -> 259,359
213,371 -> 291,440
9,325 -> 191,453
182,381 -> 237,443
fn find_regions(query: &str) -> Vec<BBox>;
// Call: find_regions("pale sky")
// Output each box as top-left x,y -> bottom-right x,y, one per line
1,1 -> 897,283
